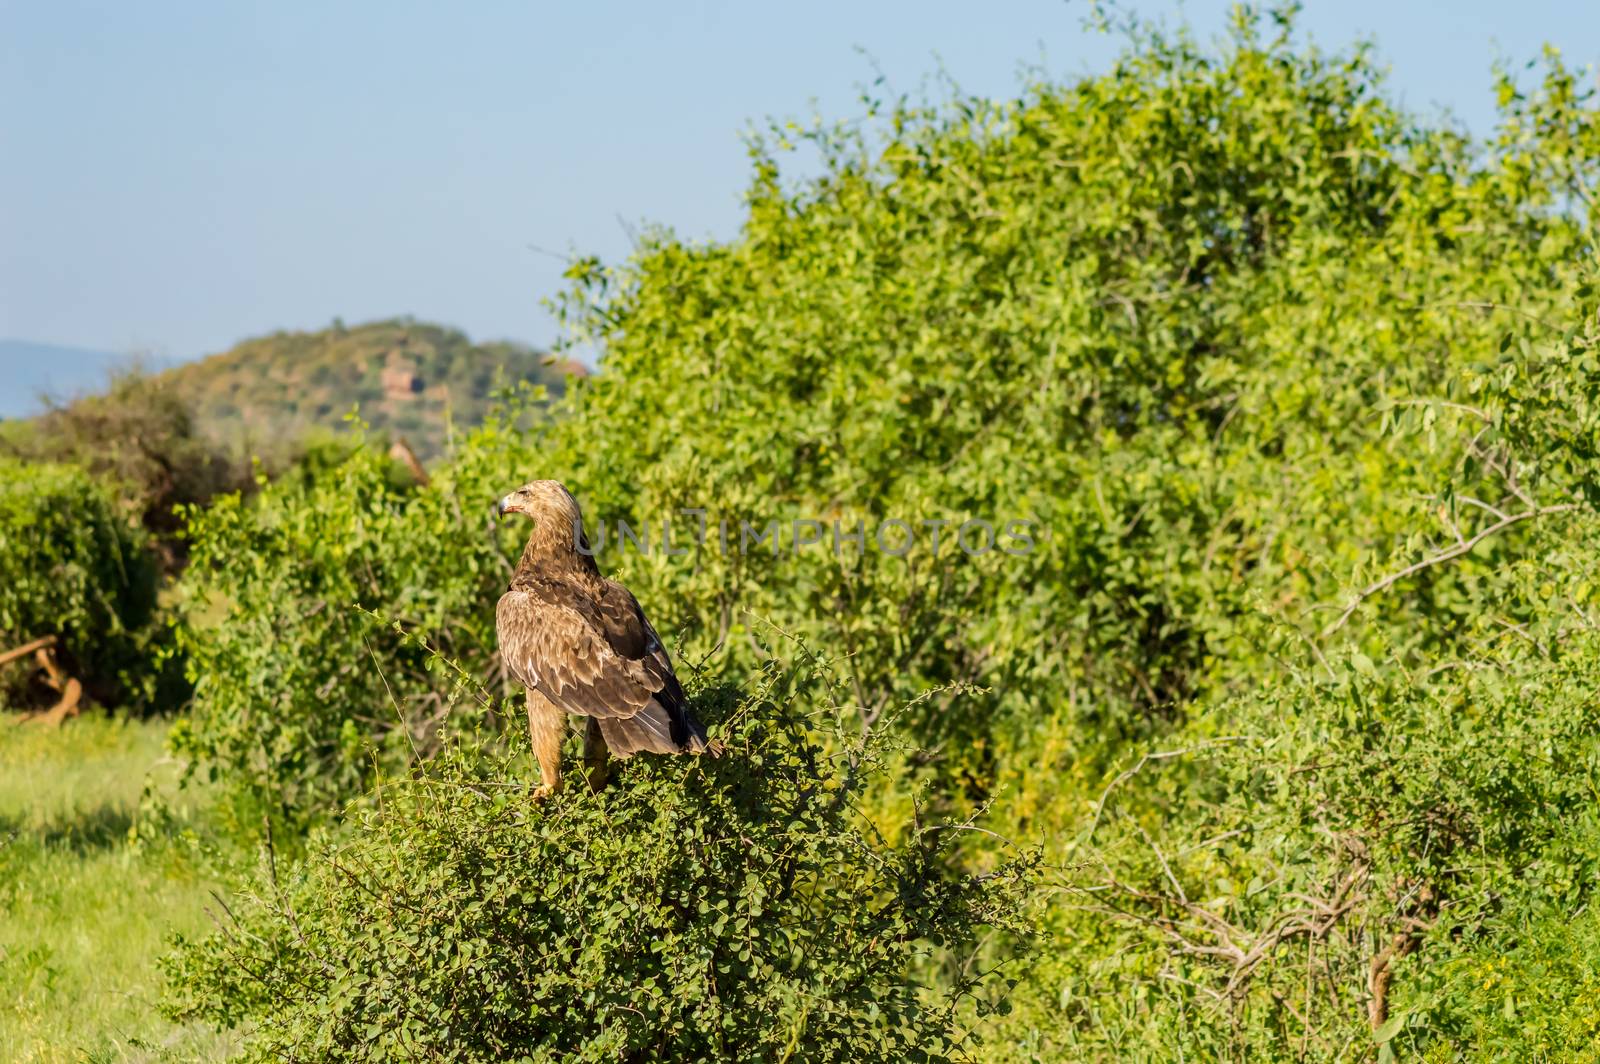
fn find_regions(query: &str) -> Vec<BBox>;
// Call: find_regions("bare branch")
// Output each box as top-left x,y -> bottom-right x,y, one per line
1455,495 -> 1511,523
1081,737 -> 1253,843
1322,503 -> 1581,638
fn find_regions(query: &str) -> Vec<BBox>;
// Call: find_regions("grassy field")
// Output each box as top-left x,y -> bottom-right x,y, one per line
0,715 -> 234,1063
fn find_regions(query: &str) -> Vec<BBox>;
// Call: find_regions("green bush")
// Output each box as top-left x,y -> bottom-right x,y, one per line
986,281 -> 1600,1057
162,662 -> 1035,1062
177,13 -> 1599,831
172,408 -> 542,827
1018,527 -> 1600,1058
0,368 -> 248,569
1424,837 -> 1600,1061
0,459 -> 171,710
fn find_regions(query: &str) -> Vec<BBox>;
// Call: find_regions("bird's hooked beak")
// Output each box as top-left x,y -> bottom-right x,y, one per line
496,494 -> 514,520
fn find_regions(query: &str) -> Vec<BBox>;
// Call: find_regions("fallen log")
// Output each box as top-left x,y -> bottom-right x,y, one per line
24,676 -> 82,727
0,634 -> 56,668
2,635 -> 84,726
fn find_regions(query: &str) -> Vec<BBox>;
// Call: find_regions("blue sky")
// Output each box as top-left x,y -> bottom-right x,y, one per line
1,0 -> 1596,366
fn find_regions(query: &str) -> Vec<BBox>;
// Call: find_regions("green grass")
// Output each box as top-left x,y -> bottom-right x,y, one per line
0,715 -> 234,1062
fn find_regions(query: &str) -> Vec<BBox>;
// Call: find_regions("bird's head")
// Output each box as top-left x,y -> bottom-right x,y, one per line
497,479 -> 583,526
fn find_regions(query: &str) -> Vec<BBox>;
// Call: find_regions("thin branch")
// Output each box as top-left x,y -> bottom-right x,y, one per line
1387,398 -> 1492,423
1135,822 -> 1188,907
1081,737 -> 1252,843
1455,495 -> 1511,523
1423,300 -> 1565,332
1321,503 -> 1581,638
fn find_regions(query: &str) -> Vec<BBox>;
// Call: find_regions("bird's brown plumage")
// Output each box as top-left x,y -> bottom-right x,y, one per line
495,480 -> 710,795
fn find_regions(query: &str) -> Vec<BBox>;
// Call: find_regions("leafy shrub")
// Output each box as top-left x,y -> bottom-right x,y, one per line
0,368 -> 248,569
989,508 -> 1600,1059
173,408 -> 542,826
985,280 -> 1600,1057
177,13 -> 1599,829
162,662 -> 1035,1062
0,459 -> 171,710
1424,841 -> 1600,1062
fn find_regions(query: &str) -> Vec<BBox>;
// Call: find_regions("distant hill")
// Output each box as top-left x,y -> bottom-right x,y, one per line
162,319 -> 584,463
0,340 -> 166,420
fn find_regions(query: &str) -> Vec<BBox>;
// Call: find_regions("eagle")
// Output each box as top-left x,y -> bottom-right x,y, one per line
495,480 -> 712,797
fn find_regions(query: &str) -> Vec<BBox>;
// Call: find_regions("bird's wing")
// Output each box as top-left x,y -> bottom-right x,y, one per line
496,588 -> 657,720
594,579 -> 683,691
497,581 -> 711,757
590,581 -> 710,756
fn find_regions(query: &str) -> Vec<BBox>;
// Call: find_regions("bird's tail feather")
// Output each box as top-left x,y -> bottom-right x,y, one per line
598,699 -> 715,758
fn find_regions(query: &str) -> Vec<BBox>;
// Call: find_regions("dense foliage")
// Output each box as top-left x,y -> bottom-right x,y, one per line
162,11 -> 1600,1060
1028,518 -> 1600,1059
162,664 -> 1034,1062
0,459 -> 172,710
541,15 -> 1594,798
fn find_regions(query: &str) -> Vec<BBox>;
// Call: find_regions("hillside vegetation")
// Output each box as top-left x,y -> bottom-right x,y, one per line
163,318 -> 580,463
0,319 -> 578,571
